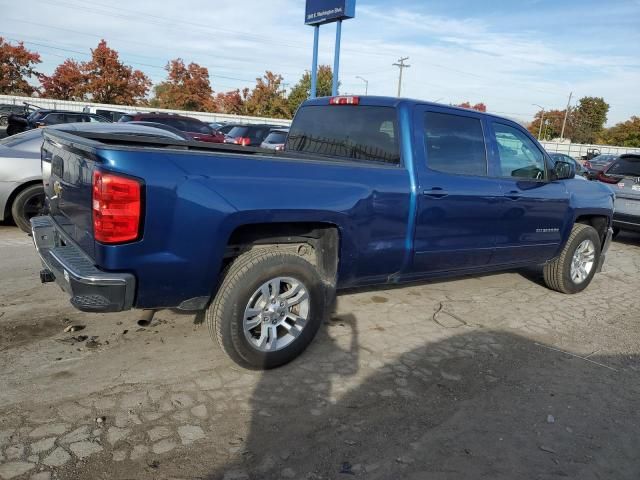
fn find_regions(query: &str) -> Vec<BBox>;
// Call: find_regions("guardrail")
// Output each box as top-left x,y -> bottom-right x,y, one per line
0,94 -> 292,127
540,141 -> 640,158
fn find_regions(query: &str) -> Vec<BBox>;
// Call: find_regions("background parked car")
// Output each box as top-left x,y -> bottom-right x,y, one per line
6,110 -> 111,136
128,121 -> 189,140
549,153 -> 589,178
224,124 -> 280,146
584,154 -> 618,180
119,112 -> 224,143
260,128 -> 289,150
0,104 -> 36,127
217,123 -> 241,136
0,123 -> 185,232
596,154 -> 640,236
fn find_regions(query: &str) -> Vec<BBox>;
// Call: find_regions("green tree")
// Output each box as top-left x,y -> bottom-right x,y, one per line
600,116 -> 640,147
569,96 -> 609,144
287,65 -> 334,116
243,71 -> 289,119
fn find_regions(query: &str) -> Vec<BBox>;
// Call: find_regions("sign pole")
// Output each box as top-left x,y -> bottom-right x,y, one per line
310,25 -> 320,99
332,20 -> 342,96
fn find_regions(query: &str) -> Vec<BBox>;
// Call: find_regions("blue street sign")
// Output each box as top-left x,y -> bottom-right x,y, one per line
305,0 -> 356,26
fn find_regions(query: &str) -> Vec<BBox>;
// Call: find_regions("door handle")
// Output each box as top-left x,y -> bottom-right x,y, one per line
423,187 -> 449,198
504,190 -> 521,200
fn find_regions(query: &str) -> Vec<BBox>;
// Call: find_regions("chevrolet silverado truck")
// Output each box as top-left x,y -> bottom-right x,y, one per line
31,96 -> 614,369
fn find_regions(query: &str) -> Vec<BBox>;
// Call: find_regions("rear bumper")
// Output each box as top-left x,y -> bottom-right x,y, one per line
31,216 -> 135,312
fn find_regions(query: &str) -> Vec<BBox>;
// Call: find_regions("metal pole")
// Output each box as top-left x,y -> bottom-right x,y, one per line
356,76 -> 368,95
560,91 -> 572,141
538,111 -> 544,140
332,20 -> 342,96
310,25 -> 320,99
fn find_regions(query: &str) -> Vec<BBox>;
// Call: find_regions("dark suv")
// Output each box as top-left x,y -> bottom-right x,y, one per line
6,110 -> 110,136
119,113 -> 224,143
0,104 -> 36,127
223,124 -> 282,146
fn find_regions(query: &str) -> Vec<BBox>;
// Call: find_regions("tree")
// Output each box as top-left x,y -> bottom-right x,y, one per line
81,40 -> 151,105
151,58 -> 215,111
40,60 -> 85,100
456,101 -> 487,112
287,65 -> 334,115
214,89 -> 248,115
243,71 -> 289,119
528,109 -> 569,140
569,96 -> 609,144
0,37 -> 41,95
600,116 -> 640,147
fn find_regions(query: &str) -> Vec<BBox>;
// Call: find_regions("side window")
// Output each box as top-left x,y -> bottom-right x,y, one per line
424,111 -> 487,176
43,113 -> 65,124
493,123 -> 546,180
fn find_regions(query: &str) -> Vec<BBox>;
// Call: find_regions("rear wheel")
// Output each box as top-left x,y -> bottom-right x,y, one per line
543,223 -> 601,294
0,115 -> 8,127
206,248 -> 327,369
11,184 -> 45,233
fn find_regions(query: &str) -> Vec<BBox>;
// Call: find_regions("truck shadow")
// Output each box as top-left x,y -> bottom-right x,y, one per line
613,231 -> 640,247
192,327 -> 640,479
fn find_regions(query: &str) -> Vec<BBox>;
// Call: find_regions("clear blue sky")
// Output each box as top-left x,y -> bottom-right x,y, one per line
2,0 -> 639,125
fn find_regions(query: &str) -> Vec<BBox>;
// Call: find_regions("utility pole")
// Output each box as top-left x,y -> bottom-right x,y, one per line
393,57 -> 410,97
355,76 -> 369,95
532,104 -> 545,140
560,91 -> 572,141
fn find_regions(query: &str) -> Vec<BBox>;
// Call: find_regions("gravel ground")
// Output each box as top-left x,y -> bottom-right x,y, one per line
1,224 -> 639,479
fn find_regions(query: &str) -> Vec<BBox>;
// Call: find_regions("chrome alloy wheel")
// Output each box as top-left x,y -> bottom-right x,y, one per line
570,239 -> 596,284
243,277 -> 310,352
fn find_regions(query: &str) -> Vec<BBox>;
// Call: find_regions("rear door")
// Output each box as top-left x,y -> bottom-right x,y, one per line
411,106 -> 502,273
488,121 -> 571,264
604,156 -> 640,221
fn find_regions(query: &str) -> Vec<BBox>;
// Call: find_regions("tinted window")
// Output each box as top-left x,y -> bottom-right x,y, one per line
119,115 -> 134,123
494,123 -> 546,180
286,106 -> 400,164
43,113 -> 66,124
607,158 -> 640,177
264,132 -> 287,144
227,126 -> 249,138
183,120 -> 211,134
424,112 -> 487,176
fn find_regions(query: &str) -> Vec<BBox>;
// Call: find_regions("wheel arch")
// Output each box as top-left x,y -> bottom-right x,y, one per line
574,214 -> 610,248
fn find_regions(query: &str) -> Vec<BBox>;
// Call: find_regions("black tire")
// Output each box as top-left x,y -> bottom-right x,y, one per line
543,223 -> 601,294
206,248 -> 327,370
0,115 -> 8,127
11,184 -> 45,233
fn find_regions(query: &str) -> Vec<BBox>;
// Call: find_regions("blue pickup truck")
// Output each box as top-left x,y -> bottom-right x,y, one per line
31,96 -> 614,369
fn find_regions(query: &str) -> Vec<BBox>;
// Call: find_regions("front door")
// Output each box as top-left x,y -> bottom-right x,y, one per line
411,107 -> 503,273
488,121 -> 571,265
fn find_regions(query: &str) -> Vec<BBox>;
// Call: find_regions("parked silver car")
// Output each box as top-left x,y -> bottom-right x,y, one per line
598,154 -> 640,236
0,123 -> 186,233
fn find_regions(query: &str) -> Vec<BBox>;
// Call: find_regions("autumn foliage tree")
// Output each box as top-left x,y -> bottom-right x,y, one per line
528,109 -> 569,140
214,89 -> 248,115
39,40 -> 150,105
0,37 -> 41,95
151,58 -> 215,111
243,71 -> 289,119
600,116 -> 640,147
456,101 -> 487,112
40,60 -> 85,100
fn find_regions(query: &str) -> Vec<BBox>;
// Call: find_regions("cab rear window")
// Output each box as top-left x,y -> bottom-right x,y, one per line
286,105 -> 400,165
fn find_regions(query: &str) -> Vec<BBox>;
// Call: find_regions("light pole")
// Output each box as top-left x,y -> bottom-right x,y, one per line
355,76 -> 369,95
532,103 -> 545,140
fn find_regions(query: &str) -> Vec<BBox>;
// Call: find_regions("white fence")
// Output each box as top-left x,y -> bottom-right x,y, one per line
540,141 -> 640,159
0,94 -> 292,127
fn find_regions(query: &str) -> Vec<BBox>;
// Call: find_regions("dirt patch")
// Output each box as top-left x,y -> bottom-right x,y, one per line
0,316 -> 65,350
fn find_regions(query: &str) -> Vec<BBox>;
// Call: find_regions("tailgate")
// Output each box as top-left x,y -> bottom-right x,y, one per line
42,130 -> 99,258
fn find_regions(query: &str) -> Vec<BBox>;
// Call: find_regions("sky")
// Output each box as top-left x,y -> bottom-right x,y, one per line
2,0 -> 639,125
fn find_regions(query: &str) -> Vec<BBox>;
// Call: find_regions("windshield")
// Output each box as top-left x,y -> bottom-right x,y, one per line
227,126 -> 249,138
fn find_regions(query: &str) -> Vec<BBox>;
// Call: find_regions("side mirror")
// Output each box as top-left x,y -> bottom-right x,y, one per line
553,160 -> 576,180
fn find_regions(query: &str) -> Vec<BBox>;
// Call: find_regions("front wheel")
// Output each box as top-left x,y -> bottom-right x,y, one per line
11,184 -> 45,233
206,248 -> 327,369
543,223 -> 601,294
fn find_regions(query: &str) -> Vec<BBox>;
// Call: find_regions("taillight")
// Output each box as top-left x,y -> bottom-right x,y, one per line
234,137 -> 251,146
329,96 -> 360,105
92,171 -> 142,244
597,171 -> 619,184
584,161 -> 591,169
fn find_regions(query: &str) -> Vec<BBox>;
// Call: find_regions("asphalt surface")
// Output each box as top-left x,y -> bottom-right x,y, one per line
1,223 -> 640,480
